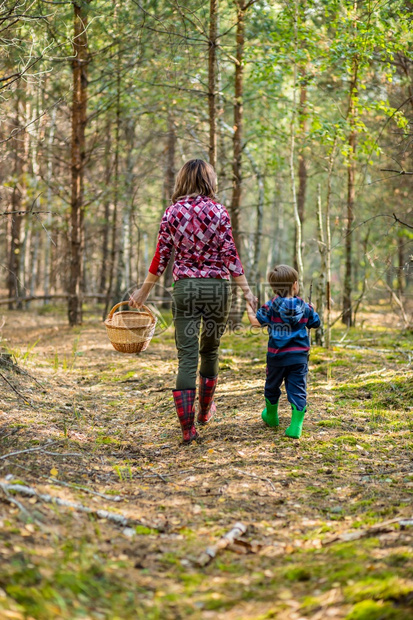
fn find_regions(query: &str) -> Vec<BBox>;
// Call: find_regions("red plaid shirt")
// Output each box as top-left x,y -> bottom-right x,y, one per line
149,196 -> 244,281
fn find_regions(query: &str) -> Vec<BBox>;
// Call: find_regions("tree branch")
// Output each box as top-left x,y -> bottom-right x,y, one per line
393,213 -> 413,230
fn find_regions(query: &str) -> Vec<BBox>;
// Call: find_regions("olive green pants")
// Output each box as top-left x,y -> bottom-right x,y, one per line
172,278 -> 232,390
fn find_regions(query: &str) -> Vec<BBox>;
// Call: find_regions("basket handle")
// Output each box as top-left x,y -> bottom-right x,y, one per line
107,302 -> 155,322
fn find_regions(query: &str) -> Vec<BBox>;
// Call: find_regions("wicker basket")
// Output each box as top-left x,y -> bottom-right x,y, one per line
105,302 -> 157,354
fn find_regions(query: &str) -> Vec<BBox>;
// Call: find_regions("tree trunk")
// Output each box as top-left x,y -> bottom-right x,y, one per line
44,107 -> 56,304
267,182 -> 283,275
68,1 -> 90,326
230,1 -> 245,254
397,234 -> 404,296
103,43 -> 121,318
315,185 -> 326,347
123,120 -> 136,293
99,116 -> 112,294
294,73 -> 307,272
7,99 -> 23,310
208,0 -> 218,169
228,1 -> 246,329
342,57 -> 358,327
325,139 -> 336,350
30,231 -> 40,297
290,0 -> 304,292
162,115 -> 176,307
244,149 -> 264,285
114,119 -> 135,302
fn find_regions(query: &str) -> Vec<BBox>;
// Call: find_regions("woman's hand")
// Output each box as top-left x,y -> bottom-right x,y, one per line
244,289 -> 258,313
129,273 -> 160,308
129,287 -> 148,309
233,274 -> 258,313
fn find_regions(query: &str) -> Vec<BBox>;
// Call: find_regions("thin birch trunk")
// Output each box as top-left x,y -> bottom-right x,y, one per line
162,114 -> 176,305
103,41 -> 121,318
290,0 -> 304,292
19,92 -> 32,305
294,70 -> 307,272
315,185 -> 326,347
325,138 -> 336,349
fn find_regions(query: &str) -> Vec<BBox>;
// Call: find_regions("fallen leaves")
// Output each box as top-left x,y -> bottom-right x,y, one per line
0,314 -> 412,619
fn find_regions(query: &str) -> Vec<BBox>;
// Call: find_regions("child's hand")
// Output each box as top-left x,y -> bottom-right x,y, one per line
246,302 -> 261,327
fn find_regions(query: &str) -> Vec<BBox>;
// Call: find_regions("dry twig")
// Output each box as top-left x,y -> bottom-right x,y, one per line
0,372 -> 32,405
233,468 -> 277,492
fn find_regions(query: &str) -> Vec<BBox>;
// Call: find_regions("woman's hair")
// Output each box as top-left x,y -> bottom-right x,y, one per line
172,159 -> 217,203
268,264 -> 298,296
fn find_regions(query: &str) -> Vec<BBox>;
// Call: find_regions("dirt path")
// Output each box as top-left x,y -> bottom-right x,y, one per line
0,311 -> 412,619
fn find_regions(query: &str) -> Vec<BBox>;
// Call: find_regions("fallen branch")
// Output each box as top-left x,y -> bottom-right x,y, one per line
0,484 -> 31,518
42,451 -> 83,457
323,517 -> 412,546
0,443 -> 57,461
49,478 -> 122,502
197,522 -> 247,566
0,482 -> 161,530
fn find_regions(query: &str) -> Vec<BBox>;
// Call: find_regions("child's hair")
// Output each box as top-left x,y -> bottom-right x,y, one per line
268,264 -> 298,296
172,159 -> 217,203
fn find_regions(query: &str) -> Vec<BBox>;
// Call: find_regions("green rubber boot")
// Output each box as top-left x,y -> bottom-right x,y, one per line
261,398 -> 279,428
285,404 -> 306,439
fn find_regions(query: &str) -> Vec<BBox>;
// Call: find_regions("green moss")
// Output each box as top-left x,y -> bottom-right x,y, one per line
346,599 -> 409,620
331,359 -> 351,367
300,595 -> 322,613
283,567 -> 311,582
335,375 -> 413,412
135,525 -> 157,535
344,576 -> 413,604
385,553 -> 412,568
317,418 -> 342,428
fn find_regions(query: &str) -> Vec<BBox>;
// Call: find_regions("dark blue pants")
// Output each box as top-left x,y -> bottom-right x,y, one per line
265,359 -> 308,411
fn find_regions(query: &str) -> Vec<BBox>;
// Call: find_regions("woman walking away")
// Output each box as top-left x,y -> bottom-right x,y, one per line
129,159 -> 257,444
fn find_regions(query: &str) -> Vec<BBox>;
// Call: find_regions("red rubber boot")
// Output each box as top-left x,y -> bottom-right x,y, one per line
197,375 -> 218,425
173,389 -> 198,444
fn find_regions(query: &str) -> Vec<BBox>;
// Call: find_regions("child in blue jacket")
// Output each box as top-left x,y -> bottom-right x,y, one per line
247,264 -> 320,439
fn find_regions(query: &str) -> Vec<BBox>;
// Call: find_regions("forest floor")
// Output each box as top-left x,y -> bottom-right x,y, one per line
0,306 -> 412,620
